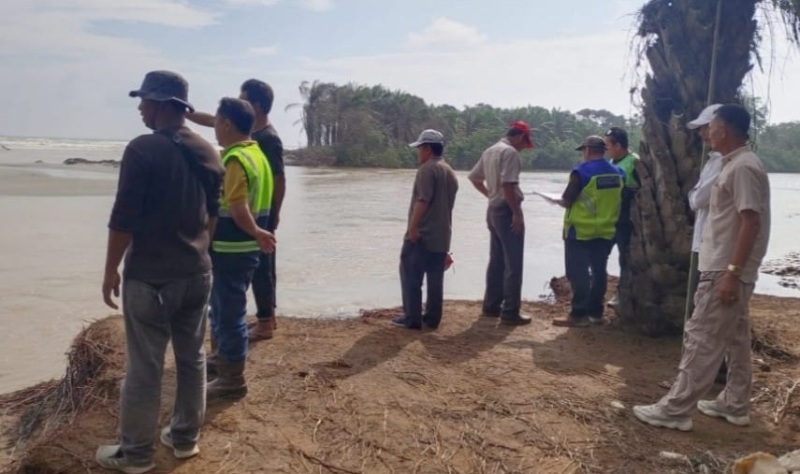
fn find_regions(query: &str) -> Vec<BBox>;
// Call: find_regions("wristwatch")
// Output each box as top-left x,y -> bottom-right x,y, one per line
727,264 -> 743,276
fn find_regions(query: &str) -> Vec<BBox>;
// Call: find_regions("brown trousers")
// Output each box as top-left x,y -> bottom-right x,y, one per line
658,271 -> 754,417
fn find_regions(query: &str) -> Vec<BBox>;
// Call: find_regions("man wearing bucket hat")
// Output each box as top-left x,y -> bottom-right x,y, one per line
392,129 -> 458,330
468,121 -> 534,326
553,136 -> 624,327
98,71 -> 224,472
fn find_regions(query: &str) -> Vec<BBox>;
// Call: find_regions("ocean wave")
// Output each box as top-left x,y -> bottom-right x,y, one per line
0,136 -> 127,152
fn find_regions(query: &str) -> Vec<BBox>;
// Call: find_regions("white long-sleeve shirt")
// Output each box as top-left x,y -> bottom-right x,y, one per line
688,151 -> 723,253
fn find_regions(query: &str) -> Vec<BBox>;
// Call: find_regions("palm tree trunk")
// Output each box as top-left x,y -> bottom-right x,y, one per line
619,0 -> 757,335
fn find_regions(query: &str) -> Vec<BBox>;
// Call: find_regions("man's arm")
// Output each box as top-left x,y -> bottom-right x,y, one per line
407,201 -> 430,242
225,159 -> 275,253
470,178 -> 490,197
186,111 -> 215,128
207,216 -> 217,244
729,210 -> 761,268
103,145 -> 146,309
272,174 -> 286,228
559,173 -> 582,208
102,230 -> 131,309
500,150 -> 524,233
468,157 -> 489,197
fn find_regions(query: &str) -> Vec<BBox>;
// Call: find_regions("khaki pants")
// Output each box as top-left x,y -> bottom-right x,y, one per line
658,271 -> 754,417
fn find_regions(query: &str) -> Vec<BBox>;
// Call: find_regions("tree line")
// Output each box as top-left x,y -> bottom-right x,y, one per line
286,80 -> 800,173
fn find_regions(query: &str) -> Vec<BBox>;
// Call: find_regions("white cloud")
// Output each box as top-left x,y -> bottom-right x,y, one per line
296,0 -> 333,12
407,18 -> 488,49
224,0 -> 280,6
223,0 -> 332,11
299,32 -> 636,119
248,45 -> 280,56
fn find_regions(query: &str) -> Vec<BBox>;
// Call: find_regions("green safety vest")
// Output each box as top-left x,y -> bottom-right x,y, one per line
563,171 -> 623,241
614,152 -> 639,189
212,141 -> 273,253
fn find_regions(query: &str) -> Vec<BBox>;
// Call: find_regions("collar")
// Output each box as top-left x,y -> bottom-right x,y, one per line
721,145 -> 750,164
222,140 -> 256,155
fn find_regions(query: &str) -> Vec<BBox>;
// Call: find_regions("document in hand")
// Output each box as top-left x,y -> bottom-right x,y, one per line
529,190 -> 562,205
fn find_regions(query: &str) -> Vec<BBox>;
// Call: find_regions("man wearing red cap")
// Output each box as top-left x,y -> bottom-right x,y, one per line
468,121 -> 534,325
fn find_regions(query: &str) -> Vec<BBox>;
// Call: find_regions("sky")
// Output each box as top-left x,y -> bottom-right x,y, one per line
1,0 -> 798,147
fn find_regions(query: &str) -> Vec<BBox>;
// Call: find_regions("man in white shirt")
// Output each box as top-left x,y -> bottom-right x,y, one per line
688,104 -> 723,257
686,103 -> 727,385
468,122 -> 534,326
658,104 -> 726,391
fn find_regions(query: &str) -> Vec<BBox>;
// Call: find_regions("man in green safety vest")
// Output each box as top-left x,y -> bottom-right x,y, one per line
603,127 -> 639,309
208,98 -> 275,400
553,136 -> 624,327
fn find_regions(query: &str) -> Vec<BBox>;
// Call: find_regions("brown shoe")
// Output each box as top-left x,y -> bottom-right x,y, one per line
207,360 -> 247,400
248,320 -> 274,341
552,316 -> 590,328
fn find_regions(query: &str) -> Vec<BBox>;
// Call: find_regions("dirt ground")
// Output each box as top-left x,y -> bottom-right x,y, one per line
2,281 -> 800,474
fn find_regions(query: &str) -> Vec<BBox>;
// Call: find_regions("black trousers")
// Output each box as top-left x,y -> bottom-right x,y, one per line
252,222 -> 276,321
483,205 -> 525,318
399,240 -> 447,328
565,238 -> 613,318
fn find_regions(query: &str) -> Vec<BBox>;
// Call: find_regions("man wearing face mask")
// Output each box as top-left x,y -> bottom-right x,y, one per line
98,71 -> 224,473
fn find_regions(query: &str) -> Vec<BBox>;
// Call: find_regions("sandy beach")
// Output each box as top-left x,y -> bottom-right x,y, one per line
1,279 -> 799,474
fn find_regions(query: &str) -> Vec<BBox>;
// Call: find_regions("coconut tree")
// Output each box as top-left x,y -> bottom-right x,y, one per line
619,0 -> 800,335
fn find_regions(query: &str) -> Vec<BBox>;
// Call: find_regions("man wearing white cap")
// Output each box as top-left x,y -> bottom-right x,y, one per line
688,103 -> 724,264
393,129 -> 458,330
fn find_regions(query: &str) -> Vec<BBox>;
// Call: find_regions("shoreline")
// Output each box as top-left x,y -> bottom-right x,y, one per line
2,284 -> 800,473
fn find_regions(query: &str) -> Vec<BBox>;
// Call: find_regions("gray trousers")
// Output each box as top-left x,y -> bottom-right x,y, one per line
483,204 -> 525,318
119,272 -> 211,464
658,271 -> 754,417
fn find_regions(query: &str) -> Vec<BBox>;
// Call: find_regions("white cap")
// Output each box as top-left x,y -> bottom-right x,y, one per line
687,104 -> 723,129
409,129 -> 444,147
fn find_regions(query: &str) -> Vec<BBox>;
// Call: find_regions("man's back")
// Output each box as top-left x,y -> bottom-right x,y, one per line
109,127 -> 223,280
469,138 -> 523,207
411,158 -> 459,253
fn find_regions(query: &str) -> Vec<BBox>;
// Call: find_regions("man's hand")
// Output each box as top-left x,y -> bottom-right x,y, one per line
510,212 -> 525,235
717,272 -> 741,306
407,227 -> 420,243
102,270 -> 121,310
256,229 -> 276,253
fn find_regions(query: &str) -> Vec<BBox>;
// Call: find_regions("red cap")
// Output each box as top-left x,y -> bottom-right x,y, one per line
509,121 -> 534,149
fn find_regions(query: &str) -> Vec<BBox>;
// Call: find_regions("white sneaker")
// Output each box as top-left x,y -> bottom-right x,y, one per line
588,316 -> 604,325
95,445 -> 155,474
633,404 -> 693,431
160,427 -> 200,460
607,294 -> 620,308
697,400 -> 751,426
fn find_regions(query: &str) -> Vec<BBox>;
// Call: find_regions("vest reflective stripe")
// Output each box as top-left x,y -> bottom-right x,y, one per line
615,152 -> 639,189
563,170 -> 623,241
213,142 -> 273,253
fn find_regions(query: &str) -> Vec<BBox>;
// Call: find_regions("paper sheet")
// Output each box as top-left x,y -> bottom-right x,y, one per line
529,190 -> 562,204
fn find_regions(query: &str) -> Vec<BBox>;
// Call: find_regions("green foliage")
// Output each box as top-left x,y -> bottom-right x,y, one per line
288,81 -> 800,172
756,121 -> 800,172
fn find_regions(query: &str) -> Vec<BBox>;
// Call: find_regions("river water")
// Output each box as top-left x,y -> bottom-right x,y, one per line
1,136 -> 798,393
